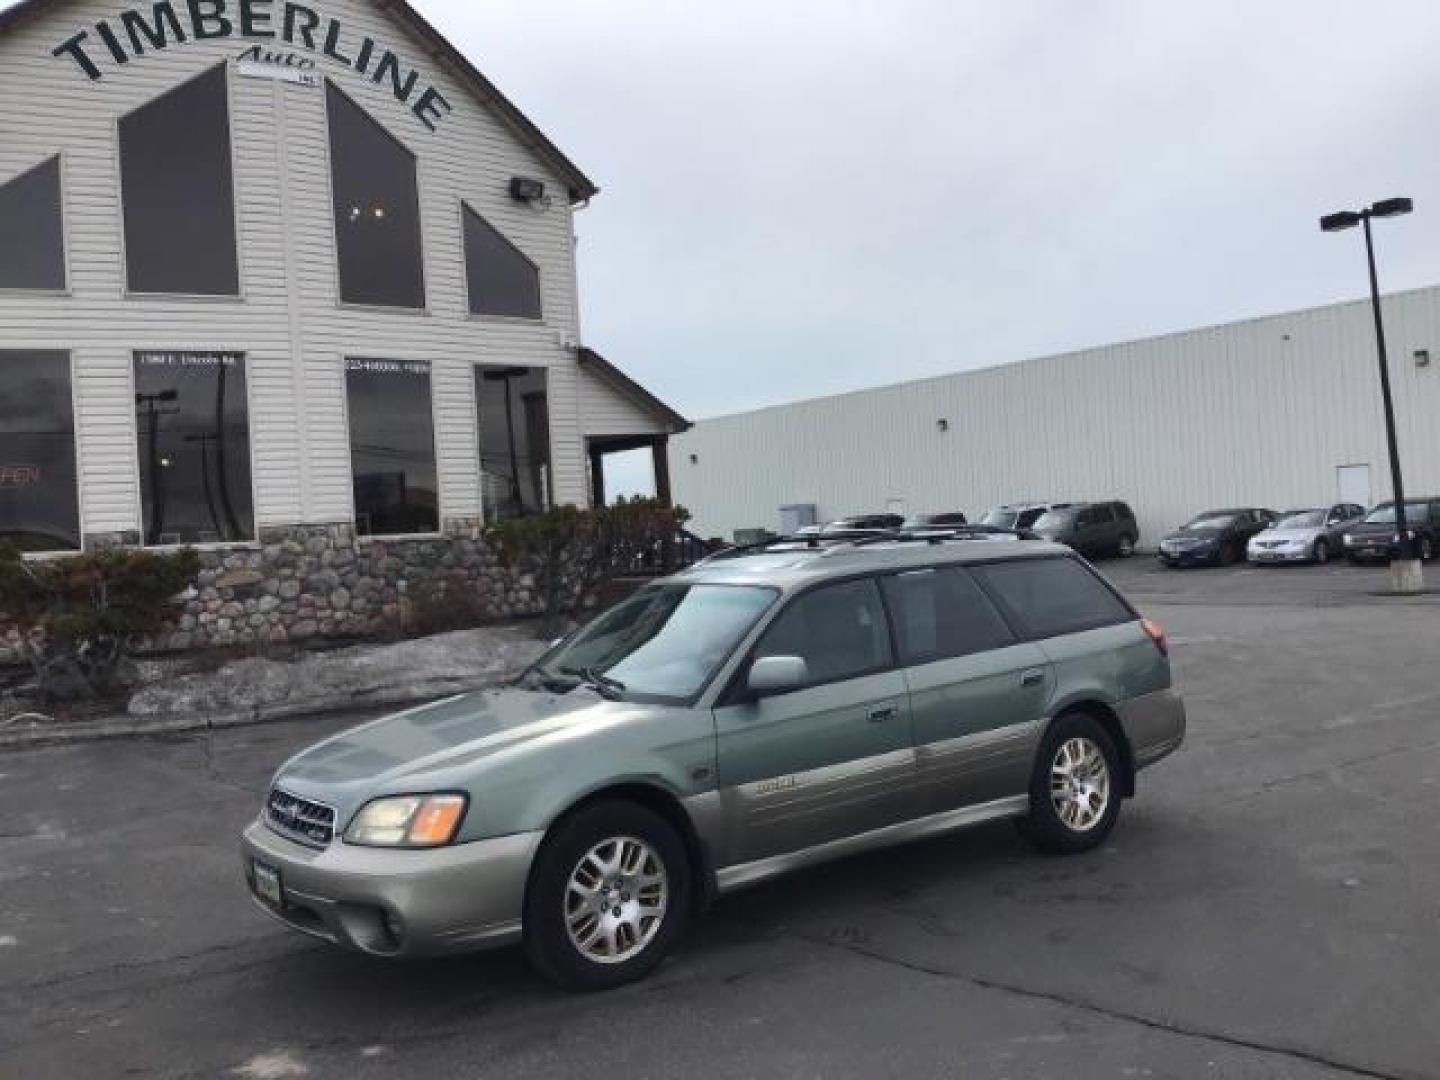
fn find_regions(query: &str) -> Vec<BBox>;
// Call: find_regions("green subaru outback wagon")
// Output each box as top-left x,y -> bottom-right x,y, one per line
241,538 -> 1185,989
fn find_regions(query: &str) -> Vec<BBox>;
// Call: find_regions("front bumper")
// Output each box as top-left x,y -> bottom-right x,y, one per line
1117,688 -> 1186,770
1248,546 -> 1309,563
1157,547 -> 1217,567
240,819 -> 542,957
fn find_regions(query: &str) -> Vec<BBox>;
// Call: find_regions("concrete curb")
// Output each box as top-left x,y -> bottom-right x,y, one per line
0,676 -> 512,752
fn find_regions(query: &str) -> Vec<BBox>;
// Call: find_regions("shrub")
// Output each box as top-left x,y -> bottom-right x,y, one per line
485,497 -> 690,638
0,542 -> 200,701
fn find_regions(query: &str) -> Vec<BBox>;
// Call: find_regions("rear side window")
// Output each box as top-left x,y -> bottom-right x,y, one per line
972,558 -> 1133,639
756,578 -> 892,686
881,567 -> 1014,664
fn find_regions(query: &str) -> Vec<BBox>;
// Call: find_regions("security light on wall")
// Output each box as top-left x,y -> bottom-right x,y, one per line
509,176 -> 546,203
1416,349 -> 1432,368
936,418 -> 949,432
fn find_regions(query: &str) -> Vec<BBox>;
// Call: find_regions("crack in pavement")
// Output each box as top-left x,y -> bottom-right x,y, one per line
1225,735 -> 1440,807
784,928 -> 1416,1080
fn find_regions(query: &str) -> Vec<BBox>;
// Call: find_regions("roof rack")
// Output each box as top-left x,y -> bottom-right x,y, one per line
703,525 -> 1035,562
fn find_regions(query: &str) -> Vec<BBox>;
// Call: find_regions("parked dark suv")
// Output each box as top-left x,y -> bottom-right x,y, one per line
1031,501 -> 1138,558
1158,508 -> 1276,567
1343,499 -> 1440,563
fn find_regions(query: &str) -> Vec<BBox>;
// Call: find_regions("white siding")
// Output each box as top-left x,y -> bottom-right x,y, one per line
0,0 -> 593,537
672,287 -> 1440,544
578,365 -> 671,438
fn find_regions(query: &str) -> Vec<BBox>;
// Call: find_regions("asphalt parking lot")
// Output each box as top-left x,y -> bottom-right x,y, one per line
3,559 -> 1439,1079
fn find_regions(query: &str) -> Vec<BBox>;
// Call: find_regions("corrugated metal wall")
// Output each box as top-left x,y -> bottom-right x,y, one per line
673,287 -> 1440,545
0,0 -> 593,535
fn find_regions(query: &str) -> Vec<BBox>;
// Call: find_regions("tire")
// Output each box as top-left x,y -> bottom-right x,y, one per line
523,801 -> 691,991
1117,534 -> 1136,558
1313,538 -> 1330,565
1016,713 -> 1124,854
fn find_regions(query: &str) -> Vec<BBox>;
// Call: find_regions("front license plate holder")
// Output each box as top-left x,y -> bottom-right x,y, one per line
253,860 -> 283,907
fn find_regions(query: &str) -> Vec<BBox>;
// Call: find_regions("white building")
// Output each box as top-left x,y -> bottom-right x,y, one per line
672,287 -> 1440,545
0,0 -> 687,649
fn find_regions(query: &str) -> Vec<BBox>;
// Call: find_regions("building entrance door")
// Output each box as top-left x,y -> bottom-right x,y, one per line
1337,464 -> 1371,508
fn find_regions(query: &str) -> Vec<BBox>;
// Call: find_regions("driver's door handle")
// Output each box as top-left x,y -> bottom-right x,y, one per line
867,703 -> 900,723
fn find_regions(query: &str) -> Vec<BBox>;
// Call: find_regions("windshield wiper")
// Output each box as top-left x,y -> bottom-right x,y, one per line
557,665 -> 626,700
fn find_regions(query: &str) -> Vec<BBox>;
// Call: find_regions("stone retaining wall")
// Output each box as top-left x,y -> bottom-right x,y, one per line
0,518 -> 542,663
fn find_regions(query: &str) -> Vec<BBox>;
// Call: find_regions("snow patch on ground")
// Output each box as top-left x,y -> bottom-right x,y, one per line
231,1050 -> 310,1079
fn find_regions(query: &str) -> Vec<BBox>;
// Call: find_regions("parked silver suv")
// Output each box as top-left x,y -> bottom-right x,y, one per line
242,539 -> 1185,989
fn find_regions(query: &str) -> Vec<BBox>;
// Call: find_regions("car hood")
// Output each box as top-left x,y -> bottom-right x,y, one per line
1254,526 -> 1322,542
1348,521 -> 1397,537
273,686 -> 638,806
1163,527 -> 1225,541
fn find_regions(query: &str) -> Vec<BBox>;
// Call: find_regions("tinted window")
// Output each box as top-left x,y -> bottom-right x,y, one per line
346,358 -> 438,535
134,352 -> 253,544
476,364 -> 549,520
1114,502 -> 1134,520
881,567 -> 1014,664
1033,509 -> 1075,531
0,157 -> 65,290
972,558 -> 1133,639
756,578 -> 892,685
1016,508 -> 1045,528
0,351 -> 78,551
463,205 -> 541,319
119,65 -> 238,295
327,82 -> 425,308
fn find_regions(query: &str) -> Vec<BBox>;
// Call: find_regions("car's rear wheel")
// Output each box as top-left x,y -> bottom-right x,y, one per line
1117,534 -> 1136,558
523,801 -> 691,990
1017,713 -> 1123,854
1313,538 -> 1330,564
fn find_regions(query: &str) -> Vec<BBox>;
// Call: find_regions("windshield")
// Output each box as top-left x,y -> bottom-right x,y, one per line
522,583 -> 777,703
981,509 -> 1018,528
1364,503 -> 1427,524
1032,510 -> 1075,531
1274,510 -> 1324,529
1184,513 -> 1236,531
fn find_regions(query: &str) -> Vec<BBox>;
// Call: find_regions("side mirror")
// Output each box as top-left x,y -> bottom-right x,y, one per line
747,655 -> 809,697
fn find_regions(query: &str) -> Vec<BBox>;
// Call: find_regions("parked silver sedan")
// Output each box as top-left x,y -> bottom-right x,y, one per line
1246,504 -> 1366,565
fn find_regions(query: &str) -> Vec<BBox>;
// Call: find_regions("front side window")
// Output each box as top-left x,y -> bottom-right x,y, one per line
0,351 -> 79,551
524,584 -> 777,703
881,567 -> 1014,664
346,358 -> 438,536
326,82 -> 425,308
463,205 -> 541,319
119,65 -> 238,295
134,352 -> 253,545
755,578 -> 892,686
972,558 -> 1133,640
0,157 -> 65,290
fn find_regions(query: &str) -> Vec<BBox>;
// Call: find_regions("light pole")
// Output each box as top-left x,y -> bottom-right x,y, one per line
1319,196 -> 1422,594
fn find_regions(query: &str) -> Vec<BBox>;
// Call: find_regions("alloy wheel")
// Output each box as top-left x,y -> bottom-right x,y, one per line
564,836 -> 669,964
1049,737 -> 1111,832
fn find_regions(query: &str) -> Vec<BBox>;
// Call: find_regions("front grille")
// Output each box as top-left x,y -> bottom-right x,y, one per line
265,788 -> 336,848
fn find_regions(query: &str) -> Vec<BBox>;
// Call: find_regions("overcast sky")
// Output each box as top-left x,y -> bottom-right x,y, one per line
414,0 -> 1440,424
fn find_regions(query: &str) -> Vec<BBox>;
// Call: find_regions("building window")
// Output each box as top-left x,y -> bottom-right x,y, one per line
0,157 -> 66,291
0,351 -> 79,552
118,65 -> 239,296
476,365 -> 549,520
326,82 -> 425,309
463,205 -> 541,319
133,352 -> 253,545
346,359 -> 438,535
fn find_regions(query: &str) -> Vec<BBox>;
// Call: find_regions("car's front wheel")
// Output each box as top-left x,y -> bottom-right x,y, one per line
1017,713 -> 1123,854
523,801 -> 691,990
1313,538 -> 1330,564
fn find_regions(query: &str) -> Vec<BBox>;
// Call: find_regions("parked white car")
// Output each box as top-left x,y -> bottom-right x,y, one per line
1246,504 -> 1366,565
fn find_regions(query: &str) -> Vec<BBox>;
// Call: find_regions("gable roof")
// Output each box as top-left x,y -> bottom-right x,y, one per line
579,348 -> 691,434
0,0 -> 599,203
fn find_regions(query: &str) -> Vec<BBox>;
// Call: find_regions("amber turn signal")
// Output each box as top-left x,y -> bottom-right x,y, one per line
407,795 -> 467,846
1141,618 -> 1168,656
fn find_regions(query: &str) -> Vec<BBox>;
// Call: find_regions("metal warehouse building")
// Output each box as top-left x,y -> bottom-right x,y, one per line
672,286 -> 1440,545
0,0 -> 688,651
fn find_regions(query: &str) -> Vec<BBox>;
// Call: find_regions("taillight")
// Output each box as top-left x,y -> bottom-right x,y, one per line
1141,618 -> 1168,656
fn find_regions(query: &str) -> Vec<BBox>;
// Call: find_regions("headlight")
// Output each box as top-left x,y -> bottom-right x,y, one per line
345,793 -> 467,848
1344,535 -> 1359,546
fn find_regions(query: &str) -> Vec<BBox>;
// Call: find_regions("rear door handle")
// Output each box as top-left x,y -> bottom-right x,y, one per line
1020,668 -> 1046,688
867,703 -> 900,723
